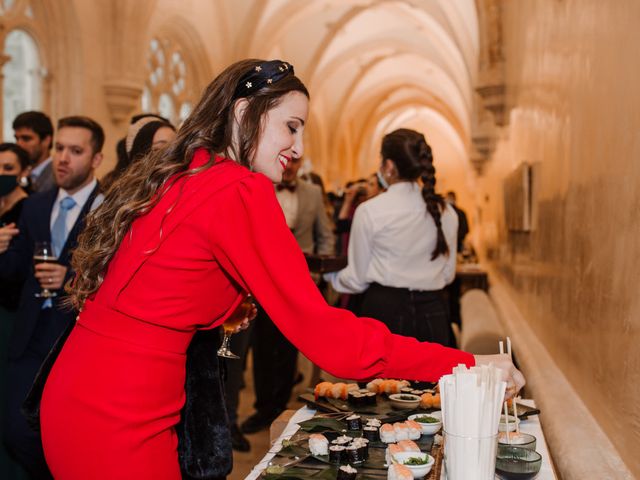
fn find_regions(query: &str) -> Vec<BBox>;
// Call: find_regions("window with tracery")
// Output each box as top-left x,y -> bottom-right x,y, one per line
1,0 -> 44,141
141,38 -> 194,126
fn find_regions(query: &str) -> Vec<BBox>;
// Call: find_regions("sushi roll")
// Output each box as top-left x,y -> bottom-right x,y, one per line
397,439 -> 420,452
314,381 -> 333,399
367,379 -> 383,393
364,392 -> 377,405
346,414 -> 362,431
405,420 -> 422,440
332,435 -> 352,446
410,389 -> 424,396
309,433 -> 329,456
345,445 -> 364,464
393,422 -> 410,441
329,445 -> 346,464
379,423 -> 396,443
432,393 -> 441,408
420,392 -> 433,409
348,391 -> 364,406
351,438 -> 369,460
366,418 -> 382,428
363,426 -> 379,442
385,444 -> 403,466
387,464 -> 413,480
337,464 -> 358,480
331,382 -> 347,400
400,387 -> 414,394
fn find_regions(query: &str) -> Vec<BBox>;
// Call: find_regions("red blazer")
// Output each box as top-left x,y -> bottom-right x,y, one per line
91,148 -> 474,381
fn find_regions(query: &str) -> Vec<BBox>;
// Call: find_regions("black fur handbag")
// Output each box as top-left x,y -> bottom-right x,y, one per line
23,326 -> 233,480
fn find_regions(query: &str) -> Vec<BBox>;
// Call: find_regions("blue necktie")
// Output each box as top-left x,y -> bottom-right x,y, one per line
43,196 -> 75,309
51,196 -> 76,258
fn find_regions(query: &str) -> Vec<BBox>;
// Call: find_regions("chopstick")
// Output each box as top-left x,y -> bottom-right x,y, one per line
499,340 -> 510,444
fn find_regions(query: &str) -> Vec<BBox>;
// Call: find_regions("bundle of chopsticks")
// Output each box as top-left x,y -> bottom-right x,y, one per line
439,361 -> 506,479
500,337 -> 520,443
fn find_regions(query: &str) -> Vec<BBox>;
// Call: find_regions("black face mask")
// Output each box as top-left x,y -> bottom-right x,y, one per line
0,175 -> 18,197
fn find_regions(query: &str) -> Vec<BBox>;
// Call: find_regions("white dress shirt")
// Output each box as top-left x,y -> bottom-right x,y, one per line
326,181 -> 458,294
275,187 -> 298,229
49,178 -> 103,235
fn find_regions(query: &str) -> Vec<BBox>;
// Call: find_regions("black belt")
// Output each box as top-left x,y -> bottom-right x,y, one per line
367,282 -> 444,301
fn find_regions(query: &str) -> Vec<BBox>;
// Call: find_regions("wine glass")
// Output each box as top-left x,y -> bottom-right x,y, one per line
33,241 -> 58,298
217,295 -> 253,359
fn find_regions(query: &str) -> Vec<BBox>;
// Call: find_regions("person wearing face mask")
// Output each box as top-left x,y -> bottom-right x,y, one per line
35,60 -> 524,480
0,143 -> 31,479
0,143 -> 31,312
0,143 -> 31,228
326,129 -> 459,348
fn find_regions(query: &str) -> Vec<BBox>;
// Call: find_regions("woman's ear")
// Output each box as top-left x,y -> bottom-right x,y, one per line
382,158 -> 397,178
233,98 -> 249,126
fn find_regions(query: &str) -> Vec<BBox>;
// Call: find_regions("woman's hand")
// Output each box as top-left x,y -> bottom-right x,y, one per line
0,223 -> 19,253
229,298 -> 258,334
474,353 -> 526,399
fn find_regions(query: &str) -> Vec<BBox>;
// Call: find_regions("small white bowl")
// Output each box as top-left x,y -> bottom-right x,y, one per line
391,451 -> 435,478
408,411 -> 442,435
388,393 -> 421,410
498,414 -> 520,432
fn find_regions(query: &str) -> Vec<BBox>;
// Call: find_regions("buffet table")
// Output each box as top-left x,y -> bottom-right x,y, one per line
247,399 -> 556,480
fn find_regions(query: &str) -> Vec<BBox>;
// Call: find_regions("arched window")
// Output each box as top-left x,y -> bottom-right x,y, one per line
141,37 -> 194,126
2,29 -> 42,140
1,0 -> 44,140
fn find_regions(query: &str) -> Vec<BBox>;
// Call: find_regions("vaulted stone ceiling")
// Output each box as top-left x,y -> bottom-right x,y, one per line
50,0 -> 486,195
223,0 -> 480,191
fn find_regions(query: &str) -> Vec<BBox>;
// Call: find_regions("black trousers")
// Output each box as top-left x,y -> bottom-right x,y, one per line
359,283 -> 455,348
250,306 -> 297,418
3,309 -> 61,480
223,321 -> 254,426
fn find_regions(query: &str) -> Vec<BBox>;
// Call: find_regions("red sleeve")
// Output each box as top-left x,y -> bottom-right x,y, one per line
209,174 -> 474,382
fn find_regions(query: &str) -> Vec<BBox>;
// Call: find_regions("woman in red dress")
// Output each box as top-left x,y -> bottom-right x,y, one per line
40,59 -> 524,479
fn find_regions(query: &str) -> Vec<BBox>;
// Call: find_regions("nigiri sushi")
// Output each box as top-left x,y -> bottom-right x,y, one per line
396,439 -> 420,452
387,463 -> 413,480
308,433 -> 328,456
379,423 -> 396,443
393,422 -> 410,441
385,443 -> 403,465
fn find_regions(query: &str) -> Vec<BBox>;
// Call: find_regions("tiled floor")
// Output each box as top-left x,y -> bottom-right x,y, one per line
228,353 -> 314,480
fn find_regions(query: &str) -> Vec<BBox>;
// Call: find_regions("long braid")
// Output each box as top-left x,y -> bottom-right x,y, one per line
419,146 -> 448,259
412,134 -> 448,260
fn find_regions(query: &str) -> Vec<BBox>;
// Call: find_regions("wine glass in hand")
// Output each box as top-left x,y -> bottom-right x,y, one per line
217,295 -> 254,359
33,241 -> 58,298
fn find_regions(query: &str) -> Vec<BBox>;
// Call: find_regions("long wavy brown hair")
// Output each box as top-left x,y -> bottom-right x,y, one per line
68,59 -> 309,309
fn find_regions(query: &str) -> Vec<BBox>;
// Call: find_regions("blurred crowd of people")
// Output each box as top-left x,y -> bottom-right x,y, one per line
0,108 -> 471,476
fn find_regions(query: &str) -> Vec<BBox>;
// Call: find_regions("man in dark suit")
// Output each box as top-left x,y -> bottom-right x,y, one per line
239,156 -> 334,436
0,116 -> 104,478
13,112 -> 55,193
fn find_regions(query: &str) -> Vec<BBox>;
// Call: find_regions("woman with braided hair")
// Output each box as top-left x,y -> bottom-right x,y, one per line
326,128 -> 458,347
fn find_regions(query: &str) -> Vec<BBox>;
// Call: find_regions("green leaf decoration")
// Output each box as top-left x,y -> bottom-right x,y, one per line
297,417 -> 347,433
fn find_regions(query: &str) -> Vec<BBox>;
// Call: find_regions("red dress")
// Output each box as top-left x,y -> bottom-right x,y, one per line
40,149 -> 473,479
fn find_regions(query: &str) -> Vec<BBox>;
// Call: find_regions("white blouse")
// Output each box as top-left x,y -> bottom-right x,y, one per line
326,181 -> 458,294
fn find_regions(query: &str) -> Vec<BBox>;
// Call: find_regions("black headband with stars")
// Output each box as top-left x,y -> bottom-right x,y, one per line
232,60 -> 295,100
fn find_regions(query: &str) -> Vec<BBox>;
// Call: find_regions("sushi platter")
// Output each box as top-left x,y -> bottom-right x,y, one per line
262,380 -> 449,479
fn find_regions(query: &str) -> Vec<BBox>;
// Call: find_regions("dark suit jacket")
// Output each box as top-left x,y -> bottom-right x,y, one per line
32,161 -> 55,193
0,184 -> 100,359
290,180 -> 334,255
